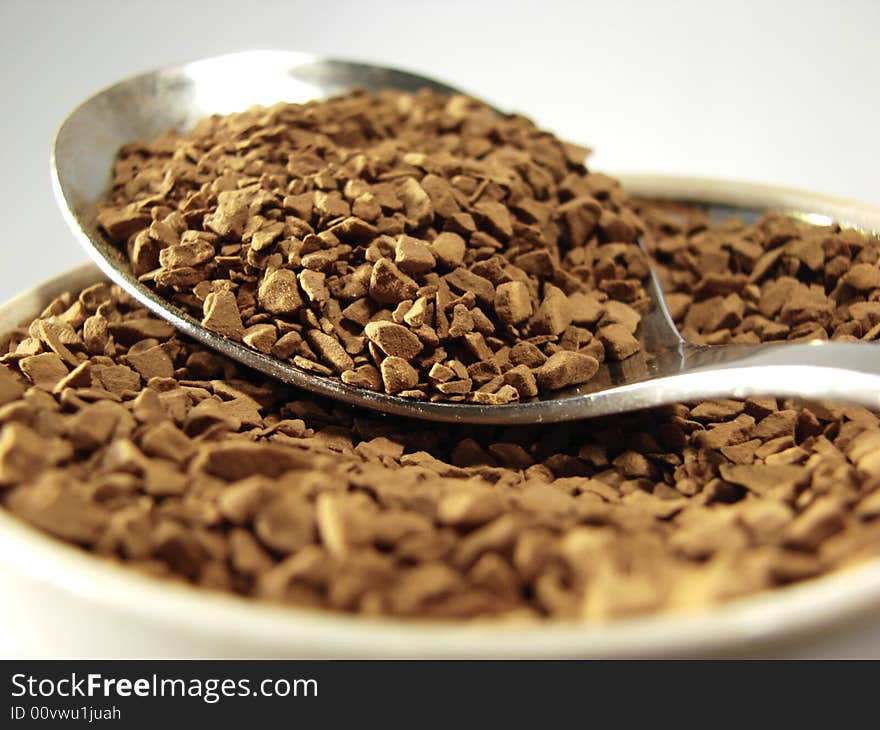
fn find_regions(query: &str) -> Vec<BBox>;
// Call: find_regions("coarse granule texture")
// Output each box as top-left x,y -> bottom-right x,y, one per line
1,273 -> 880,621
637,202 -> 880,345
96,89 -> 650,403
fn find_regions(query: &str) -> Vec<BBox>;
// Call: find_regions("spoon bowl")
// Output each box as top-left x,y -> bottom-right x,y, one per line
51,50 -> 880,423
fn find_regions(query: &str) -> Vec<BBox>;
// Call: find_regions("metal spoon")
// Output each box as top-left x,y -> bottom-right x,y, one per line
51,50 -> 880,424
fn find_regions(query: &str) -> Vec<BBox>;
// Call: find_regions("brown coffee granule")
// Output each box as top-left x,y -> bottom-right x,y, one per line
1,249 -> 879,620
96,89 -> 651,402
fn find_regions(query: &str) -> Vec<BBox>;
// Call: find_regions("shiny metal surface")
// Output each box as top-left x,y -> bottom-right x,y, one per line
51,50 -> 880,424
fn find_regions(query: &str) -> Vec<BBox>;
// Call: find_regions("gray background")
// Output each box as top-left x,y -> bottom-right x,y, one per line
0,0 -> 877,299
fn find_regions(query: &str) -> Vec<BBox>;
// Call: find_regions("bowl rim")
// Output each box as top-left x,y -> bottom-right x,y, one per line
2,173 -> 879,658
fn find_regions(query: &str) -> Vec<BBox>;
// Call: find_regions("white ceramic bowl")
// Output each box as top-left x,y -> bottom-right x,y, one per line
2,175 -> 880,658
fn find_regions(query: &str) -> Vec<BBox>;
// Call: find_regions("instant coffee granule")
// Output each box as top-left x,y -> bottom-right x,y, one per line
1,200 -> 880,621
96,89 -> 650,402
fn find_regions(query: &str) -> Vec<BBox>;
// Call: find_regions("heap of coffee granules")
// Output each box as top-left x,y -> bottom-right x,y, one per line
96,90 -> 649,403
1,202 -> 879,621
638,202 -> 880,345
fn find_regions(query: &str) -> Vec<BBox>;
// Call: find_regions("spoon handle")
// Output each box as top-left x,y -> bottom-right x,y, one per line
558,340 -> 880,422
676,340 -> 880,410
